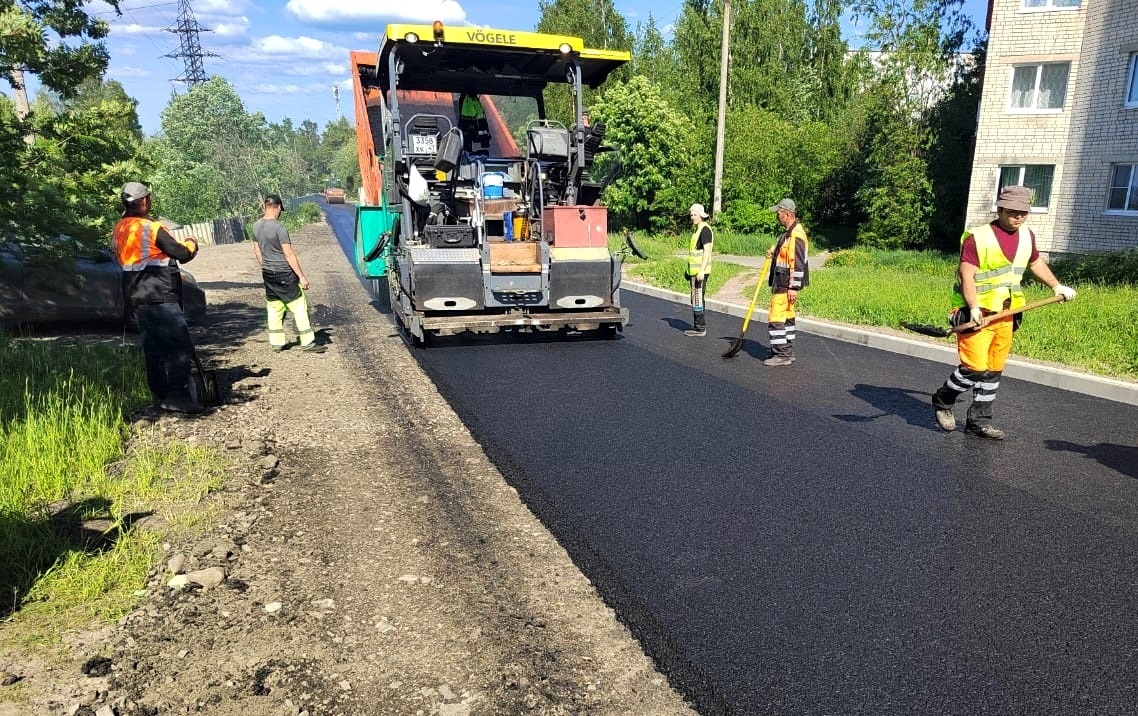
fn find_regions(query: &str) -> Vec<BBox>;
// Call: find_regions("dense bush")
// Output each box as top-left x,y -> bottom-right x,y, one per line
1045,249 -> 1138,287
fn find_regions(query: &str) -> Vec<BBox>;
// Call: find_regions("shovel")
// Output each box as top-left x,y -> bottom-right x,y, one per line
901,295 -> 1066,338
722,254 -> 773,359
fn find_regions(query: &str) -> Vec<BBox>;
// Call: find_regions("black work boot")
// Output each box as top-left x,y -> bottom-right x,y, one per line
964,370 -> 1003,439
684,311 -> 706,337
964,423 -> 1006,440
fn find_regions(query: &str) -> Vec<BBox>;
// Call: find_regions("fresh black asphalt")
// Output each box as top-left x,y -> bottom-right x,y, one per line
322,202 -> 1138,715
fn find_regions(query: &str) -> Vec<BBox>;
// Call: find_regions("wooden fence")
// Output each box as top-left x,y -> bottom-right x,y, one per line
169,217 -> 247,246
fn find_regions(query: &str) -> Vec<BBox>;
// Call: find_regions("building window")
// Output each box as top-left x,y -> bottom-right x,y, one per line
1009,63 -> 1070,111
997,166 -> 1054,211
1127,54 -> 1138,109
1022,0 -> 1080,8
1107,165 -> 1138,213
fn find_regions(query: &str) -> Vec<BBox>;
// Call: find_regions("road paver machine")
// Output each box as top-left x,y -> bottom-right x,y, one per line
349,23 -> 631,344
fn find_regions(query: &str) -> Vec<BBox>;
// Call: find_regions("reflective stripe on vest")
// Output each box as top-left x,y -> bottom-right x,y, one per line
953,223 -> 1031,312
689,222 -> 712,274
113,217 -> 171,271
774,223 -> 808,285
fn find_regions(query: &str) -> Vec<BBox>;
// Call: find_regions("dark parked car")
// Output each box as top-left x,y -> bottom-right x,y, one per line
0,243 -> 206,327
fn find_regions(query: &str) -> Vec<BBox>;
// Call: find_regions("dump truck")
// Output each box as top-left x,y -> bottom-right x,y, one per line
349,22 -> 631,344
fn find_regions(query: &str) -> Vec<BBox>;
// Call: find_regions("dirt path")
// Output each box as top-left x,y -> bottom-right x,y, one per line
3,221 -> 696,715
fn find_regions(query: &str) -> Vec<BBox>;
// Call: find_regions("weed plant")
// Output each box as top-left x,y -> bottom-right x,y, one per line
0,335 -> 225,630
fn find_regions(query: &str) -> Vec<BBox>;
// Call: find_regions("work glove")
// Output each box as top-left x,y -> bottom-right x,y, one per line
1053,284 -> 1076,301
969,306 -> 984,326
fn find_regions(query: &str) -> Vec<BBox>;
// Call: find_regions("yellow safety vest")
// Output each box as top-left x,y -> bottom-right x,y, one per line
688,222 -> 712,275
953,223 -> 1031,312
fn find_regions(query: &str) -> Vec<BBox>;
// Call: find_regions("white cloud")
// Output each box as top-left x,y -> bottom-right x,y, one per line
285,0 -> 467,26
251,35 -> 347,59
109,66 -> 151,79
116,23 -> 164,36
251,83 -> 304,94
212,18 -> 251,39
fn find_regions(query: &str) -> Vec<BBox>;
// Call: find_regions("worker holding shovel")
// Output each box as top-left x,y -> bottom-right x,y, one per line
932,185 -> 1076,440
762,199 -> 810,366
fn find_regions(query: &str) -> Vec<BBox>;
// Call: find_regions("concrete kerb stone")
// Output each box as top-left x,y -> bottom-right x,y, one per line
621,280 -> 1138,408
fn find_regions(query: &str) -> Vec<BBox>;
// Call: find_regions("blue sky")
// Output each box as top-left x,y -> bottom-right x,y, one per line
14,0 -> 990,136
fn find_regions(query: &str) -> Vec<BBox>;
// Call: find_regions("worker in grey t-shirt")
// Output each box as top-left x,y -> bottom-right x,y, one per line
251,194 -> 325,353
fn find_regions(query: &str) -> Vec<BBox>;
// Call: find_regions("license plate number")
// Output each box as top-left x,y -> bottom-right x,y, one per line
411,135 -> 437,154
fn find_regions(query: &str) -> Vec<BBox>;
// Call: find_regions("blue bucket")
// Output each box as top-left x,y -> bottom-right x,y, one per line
482,172 -> 507,199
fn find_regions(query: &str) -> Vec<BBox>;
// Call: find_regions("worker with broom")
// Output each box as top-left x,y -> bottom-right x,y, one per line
932,185 -> 1076,440
762,198 -> 810,366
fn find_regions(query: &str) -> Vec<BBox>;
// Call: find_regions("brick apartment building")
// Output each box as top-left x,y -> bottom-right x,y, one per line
967,0 -> 1138,254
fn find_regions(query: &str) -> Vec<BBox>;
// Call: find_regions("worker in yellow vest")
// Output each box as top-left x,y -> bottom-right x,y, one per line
684,203 -> 714,337
932,185 -> 1076,439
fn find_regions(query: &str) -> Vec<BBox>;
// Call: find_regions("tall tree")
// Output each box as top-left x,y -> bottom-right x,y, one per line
536,0 -> 633,124
1,0 -> 118,100
590,75 -> 703,230
850,0 -> 973,249
630,14 -> 677,94
1,0 -> 133,252
150,77 -> 268,222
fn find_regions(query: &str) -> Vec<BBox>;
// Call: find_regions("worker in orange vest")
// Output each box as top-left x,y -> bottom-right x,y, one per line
112,181 -> 203,413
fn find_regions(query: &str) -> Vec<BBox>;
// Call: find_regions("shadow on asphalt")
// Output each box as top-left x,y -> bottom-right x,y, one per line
834,383 -> 941,431
1044,440 -> 1138,479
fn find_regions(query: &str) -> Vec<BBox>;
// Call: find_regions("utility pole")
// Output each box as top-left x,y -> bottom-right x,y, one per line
712,0 -> 731,216
333,83 -> 342,120
9,67 -> 30,120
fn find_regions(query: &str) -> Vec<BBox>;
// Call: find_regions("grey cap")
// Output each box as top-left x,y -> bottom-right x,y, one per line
689,203 -> 710,219
770,198 -> 796,213
995,185 -> 1032,212
120,181 -> 151,203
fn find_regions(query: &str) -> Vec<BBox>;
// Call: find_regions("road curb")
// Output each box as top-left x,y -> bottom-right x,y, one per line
622,280 -> 1138,407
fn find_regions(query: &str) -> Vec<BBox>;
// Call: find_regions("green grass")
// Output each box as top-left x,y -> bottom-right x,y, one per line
619,236 -> 1138,380
0,335 -> 227,635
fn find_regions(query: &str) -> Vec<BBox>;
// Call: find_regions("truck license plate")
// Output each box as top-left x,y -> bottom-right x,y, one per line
411,135 -> 437,154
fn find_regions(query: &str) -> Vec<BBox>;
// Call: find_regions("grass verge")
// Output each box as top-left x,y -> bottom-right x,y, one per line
0,334 -> 227,648
620,237 -> 1138,380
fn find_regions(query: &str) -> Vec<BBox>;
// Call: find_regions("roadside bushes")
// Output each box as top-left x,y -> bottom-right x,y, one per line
1045,249 -> 1138,287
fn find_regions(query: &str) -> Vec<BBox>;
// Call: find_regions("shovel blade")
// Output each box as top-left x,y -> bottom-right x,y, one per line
722,337 -> 745,359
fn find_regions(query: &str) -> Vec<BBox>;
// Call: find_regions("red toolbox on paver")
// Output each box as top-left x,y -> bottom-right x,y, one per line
542,206 -> 607,248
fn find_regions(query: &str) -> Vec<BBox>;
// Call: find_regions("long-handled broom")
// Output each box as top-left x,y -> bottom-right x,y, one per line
722,254 -> 773,359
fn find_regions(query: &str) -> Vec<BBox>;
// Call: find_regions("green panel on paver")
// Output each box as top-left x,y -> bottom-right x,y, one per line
356,205 -> 396,277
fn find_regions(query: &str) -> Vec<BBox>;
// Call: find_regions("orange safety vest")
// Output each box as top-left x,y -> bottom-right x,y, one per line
112,216 -> 172,271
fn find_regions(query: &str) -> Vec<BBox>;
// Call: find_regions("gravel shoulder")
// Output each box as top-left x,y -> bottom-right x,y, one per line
1,221 -> 696,716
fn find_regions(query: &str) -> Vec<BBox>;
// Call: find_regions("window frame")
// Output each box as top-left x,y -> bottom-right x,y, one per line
1006,62 -> 1071,114
1105,163 -> 1138,216
1126,54 -> 1138,110
1019,0 -> 1081,12
993,165 -> 1055,214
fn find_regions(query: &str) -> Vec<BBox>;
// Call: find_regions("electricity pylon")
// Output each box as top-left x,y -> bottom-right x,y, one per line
166,0 -> 219,88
